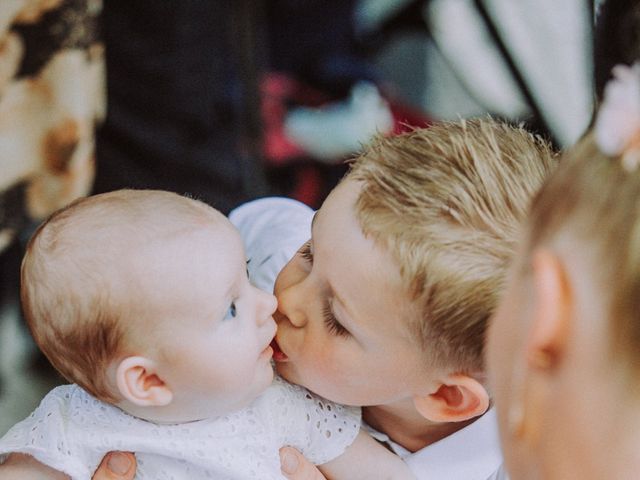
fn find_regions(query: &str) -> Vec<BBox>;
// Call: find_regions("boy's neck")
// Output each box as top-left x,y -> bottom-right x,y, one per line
362,400 -> 477,453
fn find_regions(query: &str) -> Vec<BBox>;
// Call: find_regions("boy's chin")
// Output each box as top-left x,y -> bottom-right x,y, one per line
274,360 -> 294,381
274,362 -> 314,394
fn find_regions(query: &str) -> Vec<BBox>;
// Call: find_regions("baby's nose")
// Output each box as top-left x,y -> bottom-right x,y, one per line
256,286 -> 278,320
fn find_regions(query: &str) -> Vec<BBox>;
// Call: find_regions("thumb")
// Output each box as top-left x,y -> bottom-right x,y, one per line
279,447 -> 327,480
92,452 -> 136,480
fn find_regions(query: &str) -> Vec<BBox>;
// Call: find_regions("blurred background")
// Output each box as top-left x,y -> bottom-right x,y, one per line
0,0 -> 597,435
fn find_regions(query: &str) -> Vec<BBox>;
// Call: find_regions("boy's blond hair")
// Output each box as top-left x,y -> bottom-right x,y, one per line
348,118 -> 557,373
21,189 -> 220,402
524,133 -> 640,384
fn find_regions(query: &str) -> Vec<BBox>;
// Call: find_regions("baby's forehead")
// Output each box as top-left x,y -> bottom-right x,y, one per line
31,199 -> 235,287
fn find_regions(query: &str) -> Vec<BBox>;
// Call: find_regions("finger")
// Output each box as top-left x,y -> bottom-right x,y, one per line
92,452 -> 136,480
1,453 -> 69,479
280,447 -> 326,480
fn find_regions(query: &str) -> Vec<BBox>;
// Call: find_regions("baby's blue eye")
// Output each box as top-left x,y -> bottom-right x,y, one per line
224,301 -> 237,320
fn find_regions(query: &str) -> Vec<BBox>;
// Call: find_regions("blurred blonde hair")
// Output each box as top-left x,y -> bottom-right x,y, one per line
21,189 -> 221,402
525,132 -> 640,381
348,118 -> 557,373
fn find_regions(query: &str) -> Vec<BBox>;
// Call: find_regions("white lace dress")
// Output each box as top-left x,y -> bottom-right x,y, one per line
0,376 -> 360,480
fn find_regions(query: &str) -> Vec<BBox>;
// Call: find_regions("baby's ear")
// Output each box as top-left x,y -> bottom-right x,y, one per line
115,356 -> 173,407
412,374 -> 489,423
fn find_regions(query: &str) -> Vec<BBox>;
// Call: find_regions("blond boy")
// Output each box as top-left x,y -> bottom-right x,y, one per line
0,190 -> 414,479
232,119 -> 556,479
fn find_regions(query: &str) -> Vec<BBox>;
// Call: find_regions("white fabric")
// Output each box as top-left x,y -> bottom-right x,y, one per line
230,197 -> 507,480
366,409 -> 506,480
0,376 -> 360,480
229,196 -> 313,294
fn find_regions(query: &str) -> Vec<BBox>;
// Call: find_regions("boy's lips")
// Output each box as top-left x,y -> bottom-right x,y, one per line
270,338 -> 289,362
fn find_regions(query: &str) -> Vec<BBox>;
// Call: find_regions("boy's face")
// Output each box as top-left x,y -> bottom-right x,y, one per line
138,221 -> 278,418
272,180 -> 438,406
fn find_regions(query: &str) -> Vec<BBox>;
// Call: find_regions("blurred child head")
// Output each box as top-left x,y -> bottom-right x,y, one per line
21,190 -> 277,423
489,64 -> 640,479
273,118 -> 557,422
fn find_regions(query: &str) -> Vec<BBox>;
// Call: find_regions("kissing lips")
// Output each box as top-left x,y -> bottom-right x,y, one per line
270,338 -> 289,362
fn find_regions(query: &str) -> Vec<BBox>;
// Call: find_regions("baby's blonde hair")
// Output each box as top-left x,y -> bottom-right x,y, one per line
347,118 -> 557,373
525,133 -> 640,383
21,189 -> 221,402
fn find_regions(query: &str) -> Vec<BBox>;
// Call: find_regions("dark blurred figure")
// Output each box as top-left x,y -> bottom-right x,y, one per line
94,1 -> 269,214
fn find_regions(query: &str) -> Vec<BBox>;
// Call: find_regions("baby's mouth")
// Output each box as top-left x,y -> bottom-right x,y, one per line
270,338 -> 288,362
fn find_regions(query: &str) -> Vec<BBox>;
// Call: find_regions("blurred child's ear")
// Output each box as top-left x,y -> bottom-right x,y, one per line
525,249 -> 571,371
412,374 -> 489,422
116,356 -> 173,407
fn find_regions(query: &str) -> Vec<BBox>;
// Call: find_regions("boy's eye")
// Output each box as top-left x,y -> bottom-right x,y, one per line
322,305 -> 349,338
299,241 -> 313,262
224,301 -> 237,320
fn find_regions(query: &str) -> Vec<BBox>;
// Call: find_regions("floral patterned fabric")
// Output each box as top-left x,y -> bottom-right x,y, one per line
0,0 -> 104,252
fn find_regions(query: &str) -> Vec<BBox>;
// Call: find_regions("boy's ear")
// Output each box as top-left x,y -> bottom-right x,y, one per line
413,374 -> 489,422
116,356 -> 173,407
525,249 -> 571,371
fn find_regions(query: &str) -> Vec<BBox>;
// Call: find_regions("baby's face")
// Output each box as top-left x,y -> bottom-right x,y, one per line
272,180 -> 436,407
135,220 -> 277,419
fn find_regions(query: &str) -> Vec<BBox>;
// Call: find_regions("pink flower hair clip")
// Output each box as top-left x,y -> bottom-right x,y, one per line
595,62 -> 640,172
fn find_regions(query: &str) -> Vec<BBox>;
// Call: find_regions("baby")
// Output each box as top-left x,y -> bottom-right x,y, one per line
0,189 -> 414,480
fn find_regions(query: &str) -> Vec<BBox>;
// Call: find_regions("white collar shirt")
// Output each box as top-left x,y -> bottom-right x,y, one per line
366,409 -> 507,480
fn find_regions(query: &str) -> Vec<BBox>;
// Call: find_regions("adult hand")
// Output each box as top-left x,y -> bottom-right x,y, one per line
0,453 -> 68,479
91,452 -> 136,480
279,447 -> 327,480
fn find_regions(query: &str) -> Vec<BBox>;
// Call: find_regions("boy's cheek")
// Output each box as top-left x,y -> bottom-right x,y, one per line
276,341 -> 339,381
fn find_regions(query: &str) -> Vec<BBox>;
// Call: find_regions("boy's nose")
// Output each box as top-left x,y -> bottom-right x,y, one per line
274,284 -> 308,328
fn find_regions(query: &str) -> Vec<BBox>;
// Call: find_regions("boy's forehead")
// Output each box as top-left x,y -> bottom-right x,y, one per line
315,179 -> 361,231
